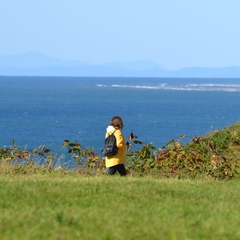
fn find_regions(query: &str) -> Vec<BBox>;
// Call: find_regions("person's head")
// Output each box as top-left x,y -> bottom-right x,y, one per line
110,116 -> 124,129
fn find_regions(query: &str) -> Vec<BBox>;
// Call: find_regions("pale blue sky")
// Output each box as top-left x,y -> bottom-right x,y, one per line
1,0 -> 240,70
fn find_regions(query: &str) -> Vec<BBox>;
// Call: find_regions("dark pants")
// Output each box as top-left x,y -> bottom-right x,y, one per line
108,164 -> 126,176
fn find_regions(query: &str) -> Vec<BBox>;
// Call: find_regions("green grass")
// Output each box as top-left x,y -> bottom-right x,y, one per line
1,175 -> 240,240
1,122 -> 240,239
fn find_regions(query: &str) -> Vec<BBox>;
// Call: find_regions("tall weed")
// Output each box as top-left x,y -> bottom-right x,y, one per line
1,122 -> 240,179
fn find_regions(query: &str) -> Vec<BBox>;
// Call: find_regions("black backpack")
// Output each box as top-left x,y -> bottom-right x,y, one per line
103,130 -> 118,156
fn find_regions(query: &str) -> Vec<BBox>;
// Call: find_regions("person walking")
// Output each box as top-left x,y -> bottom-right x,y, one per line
105,116 -> 129,176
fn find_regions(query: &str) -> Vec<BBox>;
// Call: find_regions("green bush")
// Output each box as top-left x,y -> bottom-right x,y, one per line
126,122 -> 240,179
1,122 -> 240,179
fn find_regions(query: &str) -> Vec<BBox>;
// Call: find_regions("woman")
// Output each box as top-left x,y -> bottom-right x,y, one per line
105,116 -> 129,176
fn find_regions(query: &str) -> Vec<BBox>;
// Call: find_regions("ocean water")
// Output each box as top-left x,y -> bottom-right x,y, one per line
1,76 -> 240,156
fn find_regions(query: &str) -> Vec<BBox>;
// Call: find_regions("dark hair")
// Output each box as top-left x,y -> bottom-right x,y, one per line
110,116 -> 124,129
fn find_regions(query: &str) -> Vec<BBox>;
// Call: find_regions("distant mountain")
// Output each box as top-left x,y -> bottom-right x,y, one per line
0,52 -> 240,78
0,52 -> 90,68
101,60 -> 165,71
170,67 -> 240,78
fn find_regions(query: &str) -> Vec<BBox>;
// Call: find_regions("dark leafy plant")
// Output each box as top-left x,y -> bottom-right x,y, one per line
62,139 -> 105,173
0,141 -> 57,174
125,123 -> 240,179
1,122 -> 240,179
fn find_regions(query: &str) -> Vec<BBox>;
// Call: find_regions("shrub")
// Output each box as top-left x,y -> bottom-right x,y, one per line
1,122 -> 240,179
125,122 -> 240,179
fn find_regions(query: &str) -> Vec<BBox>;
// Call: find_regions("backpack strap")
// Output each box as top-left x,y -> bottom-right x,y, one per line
109,129 -> 117,136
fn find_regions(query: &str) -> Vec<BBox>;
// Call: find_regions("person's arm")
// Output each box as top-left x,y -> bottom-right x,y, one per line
115,130 -> 127,149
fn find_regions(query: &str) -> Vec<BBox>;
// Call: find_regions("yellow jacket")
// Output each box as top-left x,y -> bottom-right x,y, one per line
105,126 -> 128,168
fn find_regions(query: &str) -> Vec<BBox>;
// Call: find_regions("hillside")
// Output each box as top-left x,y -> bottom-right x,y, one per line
1,122 -> 240,179
1,52 -> 240,77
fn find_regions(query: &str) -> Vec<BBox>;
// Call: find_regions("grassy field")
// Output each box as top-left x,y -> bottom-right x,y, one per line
1,174 -> 240,240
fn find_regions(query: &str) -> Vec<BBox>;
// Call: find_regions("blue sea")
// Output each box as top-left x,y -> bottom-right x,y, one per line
1,76 -> 240,156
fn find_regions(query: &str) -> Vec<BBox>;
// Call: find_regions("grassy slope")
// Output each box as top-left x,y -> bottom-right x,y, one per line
125,121 -> 240,179
1,122 -> 240,239
1,175 -> 240,240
